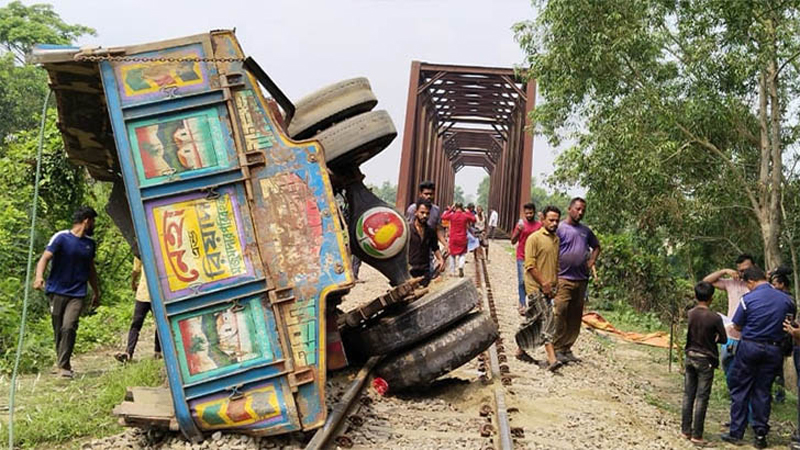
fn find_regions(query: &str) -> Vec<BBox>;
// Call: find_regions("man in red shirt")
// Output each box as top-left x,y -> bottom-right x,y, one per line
442,203 -> 476,278
510,203 -> 541,315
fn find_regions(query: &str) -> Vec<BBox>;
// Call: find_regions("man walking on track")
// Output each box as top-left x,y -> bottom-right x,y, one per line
33,206 -> 100,379
407,198 -> 444,286
487,208 -> 498,261
553,197 -> 600,363
405,180 -> 447,275
510,203 -> 541,315
405,180 -> 446,248
442,203 -> 475,278
115,257 -> 161,363
721,266 -> 795,448
515,206 -> 563,372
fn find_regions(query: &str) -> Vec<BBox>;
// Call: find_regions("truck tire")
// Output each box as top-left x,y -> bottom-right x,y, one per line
357,278 -> 480,356
314,110 -> 396,168
287,77 -> 377,140
376,311 -> 499,392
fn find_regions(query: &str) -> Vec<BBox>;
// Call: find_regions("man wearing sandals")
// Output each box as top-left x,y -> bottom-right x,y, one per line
515,206 -> 563,372
553,197 -> 601,363
33,206 -> 100,379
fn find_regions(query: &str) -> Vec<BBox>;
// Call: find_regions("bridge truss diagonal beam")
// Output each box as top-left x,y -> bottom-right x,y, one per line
396,61 -> 536,233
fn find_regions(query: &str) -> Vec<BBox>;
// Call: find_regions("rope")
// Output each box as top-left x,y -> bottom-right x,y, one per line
8,89 -> 52,449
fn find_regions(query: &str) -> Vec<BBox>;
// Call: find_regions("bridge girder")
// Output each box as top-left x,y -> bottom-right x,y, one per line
396,61 -> 536,233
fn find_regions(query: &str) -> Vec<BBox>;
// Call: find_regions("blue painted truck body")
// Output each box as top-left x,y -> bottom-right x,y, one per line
33,31 -> 353,440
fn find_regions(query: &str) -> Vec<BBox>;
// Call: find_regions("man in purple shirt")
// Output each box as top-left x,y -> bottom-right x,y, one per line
553,197 -> 601,362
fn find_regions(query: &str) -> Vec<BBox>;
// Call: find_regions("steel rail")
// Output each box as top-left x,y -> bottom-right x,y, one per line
304,356 -> 381,450
477,257 -> 514,450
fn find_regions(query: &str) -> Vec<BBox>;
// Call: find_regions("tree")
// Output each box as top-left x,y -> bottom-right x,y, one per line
366,181 -> 397,206
0,2 -> 94,143
530,177 -> 570,213
477,176 -> 490,209
453,185 -> 465,204
515,0 -> 800,270
0,3 -> 97,372
0,1 -> 95,64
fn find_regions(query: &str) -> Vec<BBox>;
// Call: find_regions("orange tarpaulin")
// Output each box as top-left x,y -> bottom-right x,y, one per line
582,312 -> 673,349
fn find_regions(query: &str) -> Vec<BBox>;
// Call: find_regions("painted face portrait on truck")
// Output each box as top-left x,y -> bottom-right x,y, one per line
135,116 -> 218,179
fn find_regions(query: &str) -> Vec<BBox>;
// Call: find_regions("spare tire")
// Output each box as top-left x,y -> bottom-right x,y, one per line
287,77 -> 377,140
314,110 -> 396,168
376,311 -> 499,392
357,278 -> 479,356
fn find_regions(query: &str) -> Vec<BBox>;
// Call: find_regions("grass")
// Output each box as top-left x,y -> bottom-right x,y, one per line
599,312 -> 799,446
0,358 -> 165,449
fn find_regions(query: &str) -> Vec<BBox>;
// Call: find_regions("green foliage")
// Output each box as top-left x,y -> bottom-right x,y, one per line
593,232 -> 684,318
599,300 -> 665,333
530,178 -> 570,212
73,303 -> 137,354
453,185 -> 465,204
0,1 -> 94,143
0,3 -> 130,375
0,359 -> 164,448
516,0 -> 800,273
476,176 -> 489,209
0,54 -> 48,143
0,1 -> 95,63
366,180 -> 397,206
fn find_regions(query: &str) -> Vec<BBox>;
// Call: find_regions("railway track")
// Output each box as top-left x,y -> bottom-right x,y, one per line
307,256 -> 518,450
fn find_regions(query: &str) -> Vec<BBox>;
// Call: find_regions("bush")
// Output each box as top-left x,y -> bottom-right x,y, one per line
594,232 -> 683,319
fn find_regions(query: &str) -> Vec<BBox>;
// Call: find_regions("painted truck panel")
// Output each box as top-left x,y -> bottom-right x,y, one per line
36,30 -> 352,440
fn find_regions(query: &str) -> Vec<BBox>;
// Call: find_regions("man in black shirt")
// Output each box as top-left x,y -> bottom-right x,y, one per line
682,281 -> 727,445
407,198 -> 444,287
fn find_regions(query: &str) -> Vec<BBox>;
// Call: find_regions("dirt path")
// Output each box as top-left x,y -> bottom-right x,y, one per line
480,242 -> 692,450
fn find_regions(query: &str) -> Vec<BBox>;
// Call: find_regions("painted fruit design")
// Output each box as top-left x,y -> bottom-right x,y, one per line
355,207 -> 408,259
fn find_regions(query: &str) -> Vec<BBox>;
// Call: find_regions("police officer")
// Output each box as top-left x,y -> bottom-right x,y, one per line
721,266 -> 796,448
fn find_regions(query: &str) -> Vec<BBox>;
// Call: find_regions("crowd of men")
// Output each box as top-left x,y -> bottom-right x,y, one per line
680,254 -> 800,448
510,198 -> 601,370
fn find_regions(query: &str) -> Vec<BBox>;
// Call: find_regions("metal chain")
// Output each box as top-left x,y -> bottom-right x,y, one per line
74,54 -> 244,63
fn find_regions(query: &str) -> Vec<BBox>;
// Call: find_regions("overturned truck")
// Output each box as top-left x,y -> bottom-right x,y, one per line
32,30 -> 497,441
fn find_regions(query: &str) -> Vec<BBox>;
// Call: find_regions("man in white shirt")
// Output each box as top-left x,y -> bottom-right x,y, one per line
488,209 -> 499,237
702,254 -> 754,389
487,209 -> 499,261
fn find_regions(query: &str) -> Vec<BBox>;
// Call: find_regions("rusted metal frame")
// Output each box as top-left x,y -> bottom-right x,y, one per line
437,120 -> 456,136
498,137 -> 513,232
412,103 -> 428,206
396,61 -> 422,209
422,90 -> 447,130
417,71 -> 447,94
490,122 -> 508,143
501,75 -> 528,102
518,80 -> 536,218
446,117 -> 501,126
508,110 -> 524,229
507,111 -> 523,229
339,279 -> 422,328
425,107 -> 437,197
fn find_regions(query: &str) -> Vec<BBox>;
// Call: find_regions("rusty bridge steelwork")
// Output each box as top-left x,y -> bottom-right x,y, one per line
395,61 -> 536,233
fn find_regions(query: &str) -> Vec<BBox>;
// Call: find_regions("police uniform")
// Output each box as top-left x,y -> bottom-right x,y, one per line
728,283 -> 796,439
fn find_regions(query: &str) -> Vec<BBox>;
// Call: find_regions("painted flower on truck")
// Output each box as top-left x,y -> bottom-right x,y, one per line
355,207 -> 408,259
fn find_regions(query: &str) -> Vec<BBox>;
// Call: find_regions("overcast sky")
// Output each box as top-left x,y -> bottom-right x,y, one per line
36,0 -> 567,198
